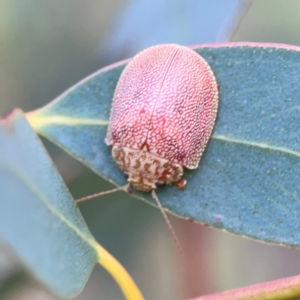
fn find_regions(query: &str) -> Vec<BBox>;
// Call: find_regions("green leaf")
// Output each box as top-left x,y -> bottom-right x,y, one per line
0,109 -> 97,298
27,43 -> 300,248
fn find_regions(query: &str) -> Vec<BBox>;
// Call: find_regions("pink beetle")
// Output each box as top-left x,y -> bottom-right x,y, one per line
105,44 -> 218,192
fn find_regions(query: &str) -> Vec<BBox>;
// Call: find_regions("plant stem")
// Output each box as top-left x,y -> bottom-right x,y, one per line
90,240 -> 144,300
190,274 -> 300,300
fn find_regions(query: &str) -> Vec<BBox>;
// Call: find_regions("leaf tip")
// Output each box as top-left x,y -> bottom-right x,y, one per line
0,108 -> 24,134
1,108 -> 23,122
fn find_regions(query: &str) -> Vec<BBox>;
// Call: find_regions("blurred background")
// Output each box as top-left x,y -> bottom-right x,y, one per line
1,0 -> 300,299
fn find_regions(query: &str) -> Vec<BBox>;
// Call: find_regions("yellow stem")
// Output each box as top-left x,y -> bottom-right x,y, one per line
25,111 -> 108,129
90,240 -> 144,300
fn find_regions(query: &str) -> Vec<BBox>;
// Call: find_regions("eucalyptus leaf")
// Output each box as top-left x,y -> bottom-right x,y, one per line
0,110 -> 97,298
27,43 -> 300,248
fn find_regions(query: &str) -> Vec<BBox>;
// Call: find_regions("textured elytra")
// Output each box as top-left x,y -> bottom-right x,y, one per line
106,44 -> 218,191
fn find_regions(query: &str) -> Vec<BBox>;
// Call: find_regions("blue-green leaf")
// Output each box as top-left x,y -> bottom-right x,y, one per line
0,109 -> 97,298
27,43 -> 300,248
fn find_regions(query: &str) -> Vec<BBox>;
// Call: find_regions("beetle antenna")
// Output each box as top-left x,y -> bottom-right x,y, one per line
76,184 -> 129,203
151,190 -> 183,255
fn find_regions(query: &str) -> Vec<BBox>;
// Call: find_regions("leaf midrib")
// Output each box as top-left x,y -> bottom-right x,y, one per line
213,134 -> 300,158
0,157 -> 95,247
28,114 -> 300,159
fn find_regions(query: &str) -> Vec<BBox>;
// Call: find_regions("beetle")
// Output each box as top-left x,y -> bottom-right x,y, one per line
105,44 -> 219,192
78,44 -> 218,252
